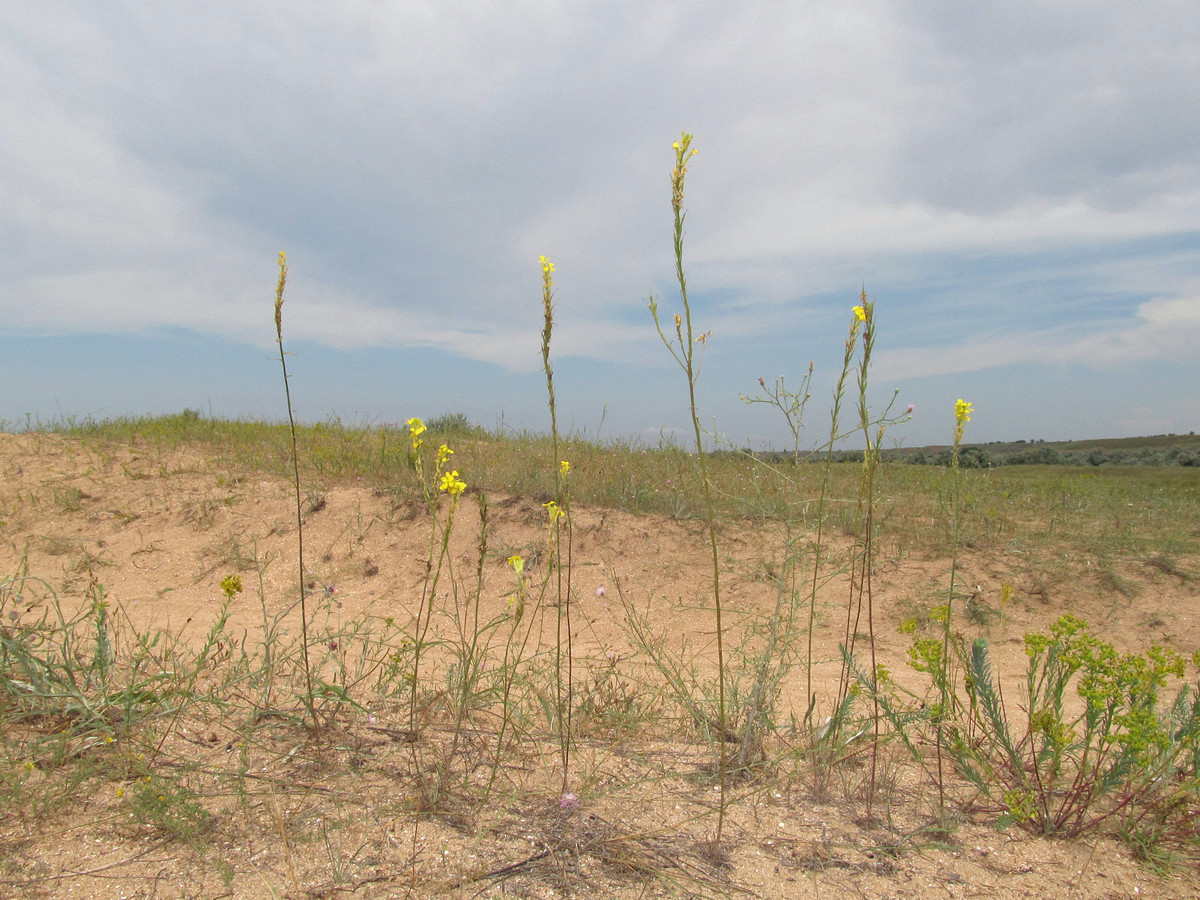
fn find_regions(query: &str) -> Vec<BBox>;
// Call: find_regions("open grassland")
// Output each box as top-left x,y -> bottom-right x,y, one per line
1,421 -> 1199,899
4,135 -> 1199,899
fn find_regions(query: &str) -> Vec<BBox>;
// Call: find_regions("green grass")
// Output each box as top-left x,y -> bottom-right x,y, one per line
34,414 -> 1200,571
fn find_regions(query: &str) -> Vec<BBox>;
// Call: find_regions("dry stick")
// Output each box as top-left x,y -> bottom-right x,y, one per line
270,790 -> 302,893
272,251 -> 318,731
5,838 -> 174,886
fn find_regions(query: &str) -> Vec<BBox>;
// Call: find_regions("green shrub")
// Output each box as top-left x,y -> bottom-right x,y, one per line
930,614 -> 1200,849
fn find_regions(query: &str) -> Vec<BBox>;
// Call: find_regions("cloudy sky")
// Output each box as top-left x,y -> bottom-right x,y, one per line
4,2 -> 1200,448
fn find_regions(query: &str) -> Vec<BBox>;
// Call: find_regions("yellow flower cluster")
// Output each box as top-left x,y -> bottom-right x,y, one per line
671,133 -> 697,213
439,470 -> 466,496
955,399 -> 973,426
220,574 -> 243,600
852,305 -> 866,322
953,399 -> 974,448
539,254 -> 556,295
406,417 -> 426,451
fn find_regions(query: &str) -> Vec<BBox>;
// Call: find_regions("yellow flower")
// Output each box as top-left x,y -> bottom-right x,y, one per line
955,399 -> 973,425
220,574 -> 243,600
436,444 -> 454,465
543,500 -> 565,523
559,459 -> 569,476
672,141 -> 681,150
507,554 -> 525,574
852,305 -> 866,322
273,251 -> 288,337
406,417 -> 426,451
439,470 -> 466,496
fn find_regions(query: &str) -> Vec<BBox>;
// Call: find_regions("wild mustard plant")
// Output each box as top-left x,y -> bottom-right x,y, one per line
539,254 -> 575,796
934,397 -> 973,816
741,293 -> 910,802
804,305 -> 863,725
405,414 -> 470,802
271,251 -> 317,729
482,550 -> 538,803
648,132 -> 731,848
445,490 -> 490,773
831,294 -> 910,813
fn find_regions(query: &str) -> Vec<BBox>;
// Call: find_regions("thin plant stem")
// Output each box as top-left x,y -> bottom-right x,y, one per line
855,296 -> 881,814
272,251 -> 318,730
818,311 -> 862,723
540,254 -> 573,794
648,132 -> 728,848
447,491 -> 489,768
407,438 -> 463,795
938,397 -> 973,820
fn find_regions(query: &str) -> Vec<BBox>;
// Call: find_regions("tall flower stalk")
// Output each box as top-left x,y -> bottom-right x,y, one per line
648,132 -> 729,849
405,418 -> 467,794
539,254 -> 574,795
272,251 -> 318,730
806,309 -> 862,720
935,397 -> 973,817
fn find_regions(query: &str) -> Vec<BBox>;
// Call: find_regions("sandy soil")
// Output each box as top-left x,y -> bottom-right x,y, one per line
1,432 -> 1198,899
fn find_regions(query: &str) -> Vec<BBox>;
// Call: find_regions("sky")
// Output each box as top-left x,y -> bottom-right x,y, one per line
3,2 -> 1200,450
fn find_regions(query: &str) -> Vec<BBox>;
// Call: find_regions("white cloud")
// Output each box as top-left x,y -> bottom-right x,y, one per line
874,293 -> 1200,382
3,0 -> 1200,430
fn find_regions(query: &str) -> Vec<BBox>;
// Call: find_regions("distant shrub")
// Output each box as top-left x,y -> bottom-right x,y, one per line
1006,445 -> 1065,465
1168,447 -> 1200,467
958,446 -> 994,468
426,412 -> 478,433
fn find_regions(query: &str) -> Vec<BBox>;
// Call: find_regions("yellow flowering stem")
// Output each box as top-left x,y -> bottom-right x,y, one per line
937,396 -> 974,819
409,455 -> 466,785
272,251 -> 318,731
539,253 -> 574,795
648,132 -> 729,847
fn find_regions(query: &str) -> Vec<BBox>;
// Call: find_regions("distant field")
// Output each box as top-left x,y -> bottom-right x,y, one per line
854,430 -> 1200,467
